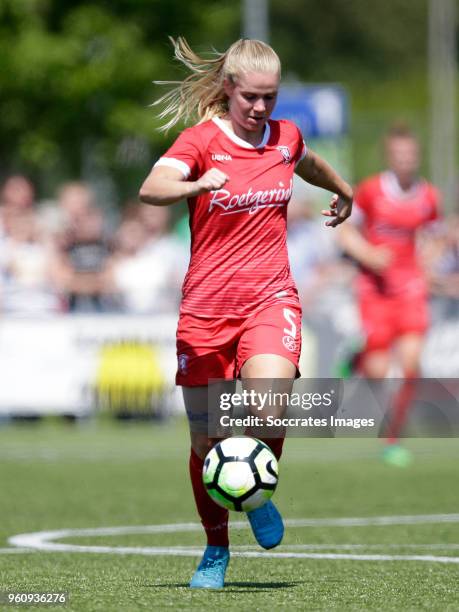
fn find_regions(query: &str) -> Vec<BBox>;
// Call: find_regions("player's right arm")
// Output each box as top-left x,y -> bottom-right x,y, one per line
337,178 -> 393,274
139,166 -> 229,206
338,222 -> 392,274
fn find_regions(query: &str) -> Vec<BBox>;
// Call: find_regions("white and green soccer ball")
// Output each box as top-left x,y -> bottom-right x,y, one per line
202,436 -> 278,512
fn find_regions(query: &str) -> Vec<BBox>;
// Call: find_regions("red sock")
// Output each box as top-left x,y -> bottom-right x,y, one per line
385,373 -> 417,444
189,448 -> 229,547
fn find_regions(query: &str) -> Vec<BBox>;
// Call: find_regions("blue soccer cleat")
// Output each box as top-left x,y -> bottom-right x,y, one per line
382,444 -> 412,468
189,545 -> 230,589
247,500 -> 284,549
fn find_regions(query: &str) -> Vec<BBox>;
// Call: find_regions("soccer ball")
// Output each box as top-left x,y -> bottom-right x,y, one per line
202,436 -> 278,512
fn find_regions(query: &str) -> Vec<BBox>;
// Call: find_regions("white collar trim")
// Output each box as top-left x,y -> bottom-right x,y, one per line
212,117 -> 270,149
380,171 -> 422,200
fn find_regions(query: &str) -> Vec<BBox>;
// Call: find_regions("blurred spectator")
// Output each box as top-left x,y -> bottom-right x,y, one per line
286,194 -> 358,377
55,182 -> 95,246
287,194 -> 354,313
55,183 -> 113,312
0,175 -> 36,240
422,214 -> 459,320
0,175 -> 35,211
0,209 -> 63,315
105,204 -> 188,314
58,182 -> 93,225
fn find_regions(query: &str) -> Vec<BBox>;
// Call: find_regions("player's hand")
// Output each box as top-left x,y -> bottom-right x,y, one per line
194,168 -> 229,194
321,194 -> 353,227
365,246 -> 393,273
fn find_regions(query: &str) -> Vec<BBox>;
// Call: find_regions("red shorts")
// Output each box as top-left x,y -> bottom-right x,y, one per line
359,293 -> 429,352
176,301 -> 302,386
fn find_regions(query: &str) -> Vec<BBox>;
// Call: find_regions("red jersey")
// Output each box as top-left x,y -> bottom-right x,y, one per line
354,171 -> 440,298
155,117 -> 306,317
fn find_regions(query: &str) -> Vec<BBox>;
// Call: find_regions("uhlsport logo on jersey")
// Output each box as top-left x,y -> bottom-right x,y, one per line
211,153 -> 232,162
276,145 -> 292,165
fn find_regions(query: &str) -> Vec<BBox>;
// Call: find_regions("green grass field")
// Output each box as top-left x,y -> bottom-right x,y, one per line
0,418 -> 458,611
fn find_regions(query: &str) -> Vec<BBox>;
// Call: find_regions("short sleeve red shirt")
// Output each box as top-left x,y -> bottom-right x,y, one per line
155,118 -> 306,317
353,171 -> 441,297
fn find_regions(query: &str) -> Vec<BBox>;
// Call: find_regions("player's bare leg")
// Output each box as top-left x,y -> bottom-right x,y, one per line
183,386 -> 229,588
241,353 -> 295,455
356,348 -> 409,465
396,332 -> 423,378
240,353 -> 296,549
241,353 -> 297,379
380,333 -> 423,466
359,350 -> 391,379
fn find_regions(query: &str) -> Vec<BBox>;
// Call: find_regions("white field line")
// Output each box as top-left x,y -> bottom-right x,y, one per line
9,512 -> 459,543
236,543 -> 459,550
232,552 -> 459,563
284,514 -> 459,527
2,543 -> 459,565
0,548 -> 35,553
3,543 -> 459,553
5,513 -> 459,563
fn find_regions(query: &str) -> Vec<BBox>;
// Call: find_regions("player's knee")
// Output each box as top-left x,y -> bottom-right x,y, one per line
398,353 -> 421,379
361,350 -> 391,379
401,365 -> 419,380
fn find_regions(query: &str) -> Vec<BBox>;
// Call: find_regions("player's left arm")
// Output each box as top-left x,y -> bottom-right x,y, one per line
295,149 -> 353,227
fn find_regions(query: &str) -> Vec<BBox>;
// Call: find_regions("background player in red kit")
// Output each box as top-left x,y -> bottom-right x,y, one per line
140,37 -> 353,588
339,124 -> 441,466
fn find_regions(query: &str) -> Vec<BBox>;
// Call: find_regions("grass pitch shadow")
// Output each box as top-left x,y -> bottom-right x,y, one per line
223,581 -> 300,592
148,581 -> 300,591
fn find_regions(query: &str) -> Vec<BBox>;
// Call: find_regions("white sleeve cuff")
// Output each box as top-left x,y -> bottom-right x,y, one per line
295,141 -> 308,166
154,157 -> 191,179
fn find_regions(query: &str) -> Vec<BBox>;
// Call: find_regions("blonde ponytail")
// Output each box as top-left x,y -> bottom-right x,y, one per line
153,37 -> 281,132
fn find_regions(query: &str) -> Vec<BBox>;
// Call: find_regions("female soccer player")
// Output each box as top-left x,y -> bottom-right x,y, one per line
338,124 -> 441,466
139,37 -> 353,588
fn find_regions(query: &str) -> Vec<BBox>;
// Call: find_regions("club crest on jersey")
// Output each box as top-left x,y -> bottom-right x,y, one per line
282,335 -> 297,352
178,353 -> 189,375
276,145 -> 292,165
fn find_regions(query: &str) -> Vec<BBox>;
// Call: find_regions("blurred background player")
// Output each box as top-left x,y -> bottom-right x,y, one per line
338,123 -> 441,466
140,37 -> 353,588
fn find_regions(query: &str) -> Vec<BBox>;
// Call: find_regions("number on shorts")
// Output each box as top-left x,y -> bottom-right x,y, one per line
283,308 -> 297,338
